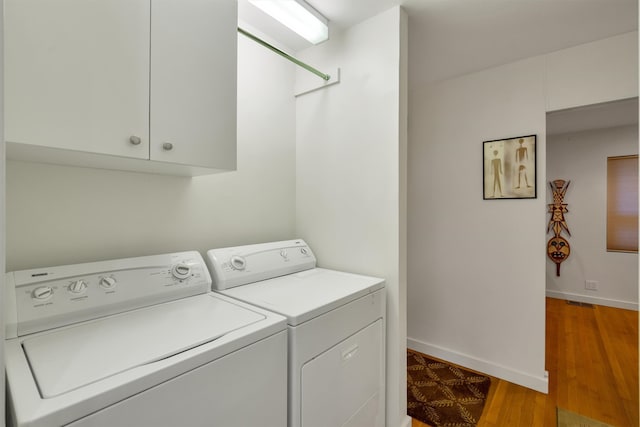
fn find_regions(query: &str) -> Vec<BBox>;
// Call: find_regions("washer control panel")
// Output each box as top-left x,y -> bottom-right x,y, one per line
206,239 -> 316,290
5,251 -> 211,337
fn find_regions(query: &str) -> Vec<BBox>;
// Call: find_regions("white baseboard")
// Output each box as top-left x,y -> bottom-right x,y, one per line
397,415 -> 412,427
546,290 -> 638,311
407,338 -> 549,394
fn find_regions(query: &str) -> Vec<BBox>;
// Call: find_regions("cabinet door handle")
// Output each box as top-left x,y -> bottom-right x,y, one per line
129,135 -> 142,145
162,142 -> 173,151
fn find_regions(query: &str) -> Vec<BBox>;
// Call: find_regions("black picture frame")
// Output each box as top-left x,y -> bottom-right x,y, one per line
483,135 -> 537,200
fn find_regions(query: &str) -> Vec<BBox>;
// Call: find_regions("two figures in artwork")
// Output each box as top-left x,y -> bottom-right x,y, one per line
489,138 -> 533,198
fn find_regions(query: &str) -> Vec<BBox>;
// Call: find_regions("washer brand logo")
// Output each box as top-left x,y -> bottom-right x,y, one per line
31,273 -> 49,277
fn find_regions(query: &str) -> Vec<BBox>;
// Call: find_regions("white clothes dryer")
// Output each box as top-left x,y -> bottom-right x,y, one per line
4,251 -> 288,427
206,239 -> 386,427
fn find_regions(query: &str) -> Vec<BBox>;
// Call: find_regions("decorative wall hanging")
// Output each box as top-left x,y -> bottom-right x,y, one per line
483,135 -> 536,199
547,179 -> 571,276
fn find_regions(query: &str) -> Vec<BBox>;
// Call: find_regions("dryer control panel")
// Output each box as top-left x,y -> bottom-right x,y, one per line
5,251 -> 211,337
206,239 -> 316,290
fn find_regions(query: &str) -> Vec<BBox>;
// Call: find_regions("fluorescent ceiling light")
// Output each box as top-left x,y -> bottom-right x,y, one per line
249,0 -> 329,45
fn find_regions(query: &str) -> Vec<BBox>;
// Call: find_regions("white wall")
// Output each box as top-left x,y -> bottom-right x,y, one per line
295,7 -> 409,427
546,32 -> 638,112
1,0 -> 5,424
546,125 -> 639,309
407,32 -> 637,394
6,35 -> 297,271
408,56 -> 549,392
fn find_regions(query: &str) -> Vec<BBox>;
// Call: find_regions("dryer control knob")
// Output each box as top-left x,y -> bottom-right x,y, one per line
230,255 -> 246,271
171,263 -> 191,280
99,277 -> 117,289
69,280 -> 87,294
32,286 -> 53,300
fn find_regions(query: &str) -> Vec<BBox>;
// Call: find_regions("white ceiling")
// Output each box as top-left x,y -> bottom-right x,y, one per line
238,0 -> 638,85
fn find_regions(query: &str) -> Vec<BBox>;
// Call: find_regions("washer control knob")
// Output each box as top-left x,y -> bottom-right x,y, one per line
300,247 -> 308,255
230,255 -> 246,271
99,277 -> 117,290
171,263 -> 191,280
69,280 -> 87,294
280,250 -> 288,259
32,286 -> 53,300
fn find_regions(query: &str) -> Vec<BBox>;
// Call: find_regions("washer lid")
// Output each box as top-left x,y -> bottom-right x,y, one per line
23,294 -> 265,398
221,268 -> 385,326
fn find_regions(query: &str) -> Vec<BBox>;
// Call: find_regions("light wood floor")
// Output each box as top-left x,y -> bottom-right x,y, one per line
411,297 -> 639,427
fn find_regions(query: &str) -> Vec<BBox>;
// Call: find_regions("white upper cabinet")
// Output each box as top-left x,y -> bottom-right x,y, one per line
4,0 -> 237,176
150,0 -> 237,170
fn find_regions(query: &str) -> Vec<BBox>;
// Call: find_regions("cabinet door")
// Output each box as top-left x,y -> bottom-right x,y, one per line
5,0 -> 150,159
150,0 -> 237,170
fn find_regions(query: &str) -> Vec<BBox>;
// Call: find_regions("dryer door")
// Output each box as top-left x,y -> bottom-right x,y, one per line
301,319 -> 385,427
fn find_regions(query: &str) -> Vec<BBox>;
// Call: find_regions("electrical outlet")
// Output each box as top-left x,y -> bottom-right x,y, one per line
585,280 -> 598,291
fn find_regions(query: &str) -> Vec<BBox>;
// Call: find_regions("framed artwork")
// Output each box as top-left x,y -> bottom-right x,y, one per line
483,135 -> 536,200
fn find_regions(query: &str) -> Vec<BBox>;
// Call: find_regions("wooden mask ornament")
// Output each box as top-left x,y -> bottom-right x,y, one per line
547,236 -> 570,277
547,179 -> 571,276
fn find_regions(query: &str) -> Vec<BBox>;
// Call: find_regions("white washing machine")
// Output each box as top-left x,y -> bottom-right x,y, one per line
206,239 -> 386,427
4,251 -> 288,427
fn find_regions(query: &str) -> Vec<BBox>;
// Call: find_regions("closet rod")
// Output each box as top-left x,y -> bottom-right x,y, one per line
238,27 -> 331,81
